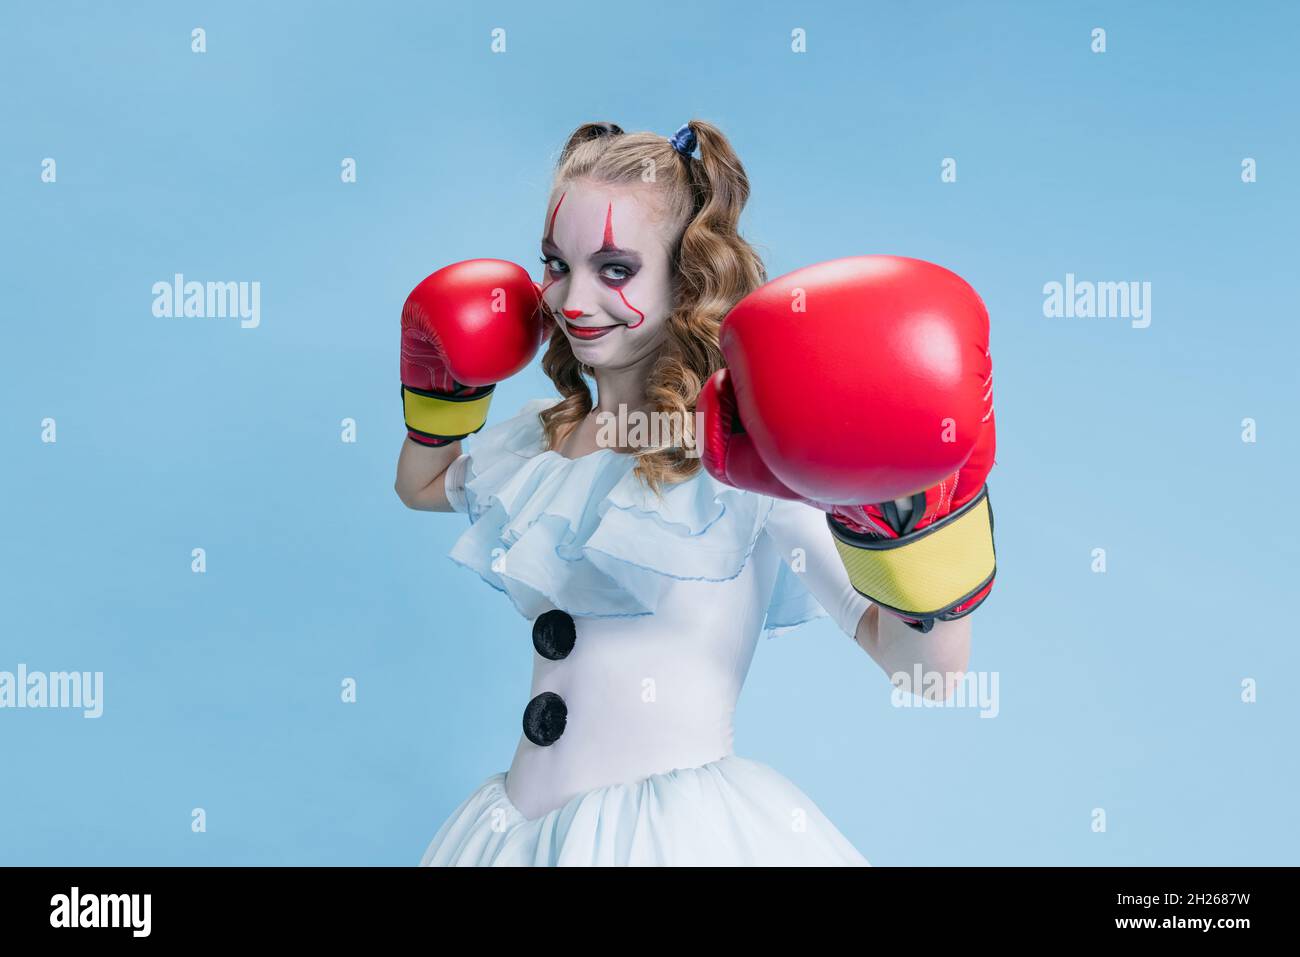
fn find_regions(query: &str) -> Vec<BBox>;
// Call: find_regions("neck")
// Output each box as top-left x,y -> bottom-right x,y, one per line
590,351 -> 658,417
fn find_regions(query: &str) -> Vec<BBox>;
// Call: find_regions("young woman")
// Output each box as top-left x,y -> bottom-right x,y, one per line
394,120 -> 995,866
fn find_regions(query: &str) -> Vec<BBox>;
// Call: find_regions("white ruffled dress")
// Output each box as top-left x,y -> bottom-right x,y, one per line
420,398 -> 871,866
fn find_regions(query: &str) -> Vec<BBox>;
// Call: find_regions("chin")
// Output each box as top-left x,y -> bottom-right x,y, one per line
565,337 -> 625,365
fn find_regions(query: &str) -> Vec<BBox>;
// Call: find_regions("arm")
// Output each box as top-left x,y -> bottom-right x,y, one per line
853,605 -> 971,702
697,257 -> 997,701
393,259 -> 546,512
766,495 -> 970,701
848,491 -> 972,700
394,439 -> 464,512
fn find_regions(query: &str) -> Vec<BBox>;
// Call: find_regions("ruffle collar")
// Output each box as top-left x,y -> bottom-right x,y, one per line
447,397 -> 776,622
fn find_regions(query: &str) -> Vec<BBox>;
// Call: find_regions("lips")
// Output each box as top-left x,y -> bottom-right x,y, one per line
565,320 -> 620,340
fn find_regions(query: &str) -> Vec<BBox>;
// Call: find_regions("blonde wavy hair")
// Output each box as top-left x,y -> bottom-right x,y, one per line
539,119 -> 766,495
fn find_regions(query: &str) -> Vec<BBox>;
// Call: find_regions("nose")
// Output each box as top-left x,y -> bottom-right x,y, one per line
553,267 -> 605,322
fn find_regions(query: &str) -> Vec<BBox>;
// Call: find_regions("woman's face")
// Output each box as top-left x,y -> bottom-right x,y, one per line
538,179 -> 677,370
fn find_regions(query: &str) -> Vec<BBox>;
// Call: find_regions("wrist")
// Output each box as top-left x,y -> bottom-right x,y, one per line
401,381 -> 495,445
826,486 -> 996,629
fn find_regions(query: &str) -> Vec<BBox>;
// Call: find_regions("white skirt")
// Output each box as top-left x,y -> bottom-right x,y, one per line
420,755 -> 870,867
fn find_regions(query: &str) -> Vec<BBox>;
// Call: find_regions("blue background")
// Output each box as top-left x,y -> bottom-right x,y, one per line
2,0 -> 1296,865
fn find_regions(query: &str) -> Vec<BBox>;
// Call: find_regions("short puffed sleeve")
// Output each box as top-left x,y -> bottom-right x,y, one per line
759,496 -> 872,640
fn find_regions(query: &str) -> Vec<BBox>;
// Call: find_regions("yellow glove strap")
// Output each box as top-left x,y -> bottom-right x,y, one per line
828,487 -> 996,620
402,384 -> 494,442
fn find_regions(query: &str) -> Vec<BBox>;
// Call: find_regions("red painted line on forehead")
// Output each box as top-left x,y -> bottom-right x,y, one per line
600,202 -> 616,251
544,192 -> 567,243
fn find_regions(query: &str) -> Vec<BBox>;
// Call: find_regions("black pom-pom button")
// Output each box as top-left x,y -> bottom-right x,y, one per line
532,610 -> 577,661
522,692 -> 567,747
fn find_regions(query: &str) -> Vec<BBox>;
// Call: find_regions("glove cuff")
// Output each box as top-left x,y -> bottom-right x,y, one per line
827,486 -> 996,624
402,383 -> 494,445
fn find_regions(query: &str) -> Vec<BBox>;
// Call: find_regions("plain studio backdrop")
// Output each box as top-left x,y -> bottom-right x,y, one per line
1,0 -> 1296,865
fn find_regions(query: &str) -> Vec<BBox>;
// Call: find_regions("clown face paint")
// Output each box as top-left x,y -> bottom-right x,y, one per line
539,180 -> 677,369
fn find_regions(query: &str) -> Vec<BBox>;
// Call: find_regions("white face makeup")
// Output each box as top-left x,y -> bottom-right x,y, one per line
538,180 -> 677,369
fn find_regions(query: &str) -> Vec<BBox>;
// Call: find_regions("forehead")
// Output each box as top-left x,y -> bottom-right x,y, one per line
544,180 -> 671,248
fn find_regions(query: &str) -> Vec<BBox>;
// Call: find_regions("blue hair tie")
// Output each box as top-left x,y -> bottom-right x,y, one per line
668,124 -> 697,159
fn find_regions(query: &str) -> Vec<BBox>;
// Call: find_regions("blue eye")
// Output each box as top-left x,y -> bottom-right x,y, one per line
540,256 -> 569,275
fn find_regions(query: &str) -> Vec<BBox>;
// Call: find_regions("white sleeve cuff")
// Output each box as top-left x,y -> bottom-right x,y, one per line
444,453 -> 471,514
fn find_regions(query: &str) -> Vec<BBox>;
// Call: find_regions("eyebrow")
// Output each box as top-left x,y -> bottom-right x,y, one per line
540,237 -> 642,264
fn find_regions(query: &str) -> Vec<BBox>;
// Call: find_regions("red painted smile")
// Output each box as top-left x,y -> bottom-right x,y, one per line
565,319 -> 620,340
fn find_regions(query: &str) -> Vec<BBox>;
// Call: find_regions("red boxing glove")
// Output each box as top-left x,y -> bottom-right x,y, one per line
699,368 -> 804,501
699,256 -> 997,631
717,256 -> 990,505
400,259 -> 546,446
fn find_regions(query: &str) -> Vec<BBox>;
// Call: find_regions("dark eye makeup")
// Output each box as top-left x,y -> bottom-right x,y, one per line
599,263 -> 636,285
539,255 -> 637,287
